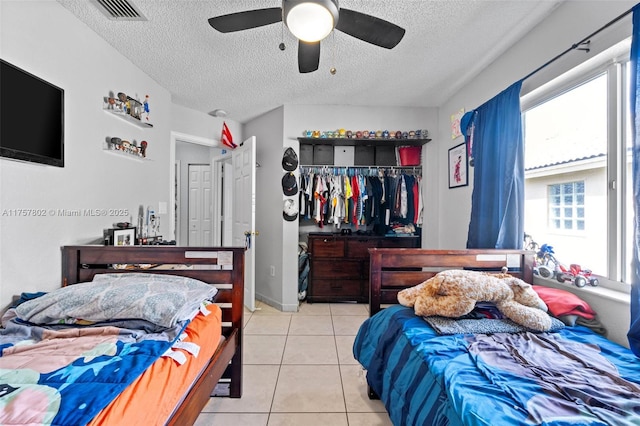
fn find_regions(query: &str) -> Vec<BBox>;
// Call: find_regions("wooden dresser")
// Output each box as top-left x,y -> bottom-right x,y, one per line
307,233 -> 420,303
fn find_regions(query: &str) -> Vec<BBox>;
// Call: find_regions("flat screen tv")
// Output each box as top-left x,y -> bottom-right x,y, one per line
1,59 -> 64,167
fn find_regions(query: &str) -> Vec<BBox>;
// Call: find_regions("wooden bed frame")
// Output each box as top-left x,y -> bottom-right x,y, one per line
368,248 -> 534,316
365,248 -> 534,399
61,245 -> 244,426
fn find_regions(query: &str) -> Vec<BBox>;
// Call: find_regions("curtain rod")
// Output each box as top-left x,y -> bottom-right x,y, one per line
522,4 -> 636,81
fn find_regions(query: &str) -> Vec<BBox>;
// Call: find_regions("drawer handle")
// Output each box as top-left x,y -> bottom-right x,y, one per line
330,283 -> 342,289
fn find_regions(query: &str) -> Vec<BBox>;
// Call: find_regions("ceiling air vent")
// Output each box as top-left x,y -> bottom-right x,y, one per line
91,0 -> 147,21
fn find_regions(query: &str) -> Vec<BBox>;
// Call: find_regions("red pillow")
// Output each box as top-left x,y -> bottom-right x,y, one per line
532,285 -> 596,320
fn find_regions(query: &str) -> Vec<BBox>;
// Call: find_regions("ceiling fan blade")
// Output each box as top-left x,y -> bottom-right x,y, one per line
208,8 -> 282,33
298,40 -> 320,73
336,8 -> 405,49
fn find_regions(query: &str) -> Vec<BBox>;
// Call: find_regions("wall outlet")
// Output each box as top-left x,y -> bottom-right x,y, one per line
269,265 -> 276,277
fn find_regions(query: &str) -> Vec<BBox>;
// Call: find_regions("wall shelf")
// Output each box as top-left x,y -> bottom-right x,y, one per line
104,109 -> 153,128
103,147 -> 150,162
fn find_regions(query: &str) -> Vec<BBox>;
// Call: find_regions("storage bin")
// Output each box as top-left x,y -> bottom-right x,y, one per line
398,146 -> 421,166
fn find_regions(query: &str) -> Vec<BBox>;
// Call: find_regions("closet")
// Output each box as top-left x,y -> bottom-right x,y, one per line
298,136 -> 429,302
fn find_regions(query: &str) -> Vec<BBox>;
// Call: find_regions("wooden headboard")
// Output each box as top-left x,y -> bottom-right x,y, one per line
368,248 -> 535,316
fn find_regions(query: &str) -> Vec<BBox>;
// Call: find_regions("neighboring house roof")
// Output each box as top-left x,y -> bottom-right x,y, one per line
525,153 -> 606,171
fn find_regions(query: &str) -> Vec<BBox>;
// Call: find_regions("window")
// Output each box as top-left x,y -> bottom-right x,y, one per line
522,39 -> 633,288
548,181 -> 585,231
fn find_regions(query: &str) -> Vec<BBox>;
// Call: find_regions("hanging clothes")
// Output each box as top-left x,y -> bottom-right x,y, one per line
299,166 -> 423,232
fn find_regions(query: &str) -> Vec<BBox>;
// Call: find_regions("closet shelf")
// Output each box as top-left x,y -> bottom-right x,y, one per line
298,137 -> 430,147
299,165 -> 422,170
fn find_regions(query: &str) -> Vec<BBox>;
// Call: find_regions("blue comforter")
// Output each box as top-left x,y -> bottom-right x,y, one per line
353,305 -> 640,426
0,315 -> 187,425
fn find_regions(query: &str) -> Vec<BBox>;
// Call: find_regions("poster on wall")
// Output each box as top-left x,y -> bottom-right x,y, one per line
448,142 -> 468,189
450,108 -> 465,139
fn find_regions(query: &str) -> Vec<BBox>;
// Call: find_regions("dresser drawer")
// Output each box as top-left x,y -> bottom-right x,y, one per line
309,237 -> 345,258
311,260 -> 361,279
378,237 -> 420,249
346,238 -> 377,259
310,279 -> 362,297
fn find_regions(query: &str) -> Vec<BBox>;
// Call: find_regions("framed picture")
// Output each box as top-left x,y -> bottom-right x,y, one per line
107,227 -> 136,246
448,142 -> 468,189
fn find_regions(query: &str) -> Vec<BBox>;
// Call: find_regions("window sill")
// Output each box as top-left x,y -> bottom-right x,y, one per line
533,275 -> 630,305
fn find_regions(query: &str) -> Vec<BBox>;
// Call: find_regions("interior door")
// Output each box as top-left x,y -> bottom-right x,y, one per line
231,137 -> 257,312
187,164 -> 212,246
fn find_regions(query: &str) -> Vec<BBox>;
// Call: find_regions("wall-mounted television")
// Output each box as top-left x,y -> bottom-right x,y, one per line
0,59 -> 65,167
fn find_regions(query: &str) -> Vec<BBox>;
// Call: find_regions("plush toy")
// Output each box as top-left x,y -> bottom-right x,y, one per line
397,269 -> 552,331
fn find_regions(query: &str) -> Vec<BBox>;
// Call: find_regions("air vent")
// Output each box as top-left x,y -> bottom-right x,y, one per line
91,0 -> 147,21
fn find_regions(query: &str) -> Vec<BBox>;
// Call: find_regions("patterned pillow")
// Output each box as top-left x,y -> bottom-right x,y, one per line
15,273 -> 218,328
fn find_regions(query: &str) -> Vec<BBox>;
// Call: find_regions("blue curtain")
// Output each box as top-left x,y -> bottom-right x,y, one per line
628,5 -> 640,357
466,81 -> 524,249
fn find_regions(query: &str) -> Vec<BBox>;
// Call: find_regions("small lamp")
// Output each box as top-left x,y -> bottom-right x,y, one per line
284,0 -> 339,43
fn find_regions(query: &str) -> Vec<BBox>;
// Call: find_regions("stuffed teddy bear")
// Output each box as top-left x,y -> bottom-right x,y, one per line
397,269 -> 552,331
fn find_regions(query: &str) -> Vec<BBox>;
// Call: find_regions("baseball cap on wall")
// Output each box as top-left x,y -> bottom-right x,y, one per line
283,198 -> 298,221
460,110 -> 475,144
282,172 -> 298,196
282,147 -> 298,171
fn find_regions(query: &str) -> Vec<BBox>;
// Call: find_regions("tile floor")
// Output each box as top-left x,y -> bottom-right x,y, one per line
195,301 -> 393,426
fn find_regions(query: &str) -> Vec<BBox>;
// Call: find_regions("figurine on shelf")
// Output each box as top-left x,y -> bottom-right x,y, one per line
140,140 -> 148,158
141,95 -> 151,123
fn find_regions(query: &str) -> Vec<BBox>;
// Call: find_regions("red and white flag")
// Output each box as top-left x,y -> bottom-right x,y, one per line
221,122 -> 237,149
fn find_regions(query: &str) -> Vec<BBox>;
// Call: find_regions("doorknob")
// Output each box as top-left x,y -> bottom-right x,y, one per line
243,230 -> 259,249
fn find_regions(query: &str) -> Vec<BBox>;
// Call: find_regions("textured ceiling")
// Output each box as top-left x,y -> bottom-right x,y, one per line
57,0 -> 562,123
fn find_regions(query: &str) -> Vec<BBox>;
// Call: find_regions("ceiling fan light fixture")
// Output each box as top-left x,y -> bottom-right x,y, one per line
284,0 -> 338,43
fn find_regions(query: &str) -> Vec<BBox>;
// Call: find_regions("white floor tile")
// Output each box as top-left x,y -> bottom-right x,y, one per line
332,315 -> 368,335
244,335 -> 286,364
200,301 -> 389,423
202,364 -> 279,413
281,335 -> 338,365
288,315 -> 334,335
340,364 -> 388,413
195,412 -> 269,426
335,335 -> 358,365
297,302 -> 331,315
330,303 -> 369,316
244,315 -> 292,335
271,365 -> 345,413
267,412 -> 348,426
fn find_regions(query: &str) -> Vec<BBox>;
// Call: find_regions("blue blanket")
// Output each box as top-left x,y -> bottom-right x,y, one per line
353,305 -> 640,426
0,315 -> 187,425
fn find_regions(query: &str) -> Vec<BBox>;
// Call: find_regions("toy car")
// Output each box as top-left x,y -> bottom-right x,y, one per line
556,263 -> 599,288
533,243 -> 598,287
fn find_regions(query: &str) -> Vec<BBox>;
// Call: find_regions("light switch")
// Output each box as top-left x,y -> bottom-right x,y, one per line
158,201 -> 167,214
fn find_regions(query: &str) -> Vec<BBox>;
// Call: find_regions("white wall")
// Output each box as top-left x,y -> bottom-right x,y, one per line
171,104 -> 242,145
438,0 -> 636,346
0,1 -> 171,308
438,0 -> 636,248
244,107 -> 288,310
0,1 -> 241,311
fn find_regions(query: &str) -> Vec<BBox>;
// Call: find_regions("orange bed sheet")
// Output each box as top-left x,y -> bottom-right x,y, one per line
89,304 -> 223,426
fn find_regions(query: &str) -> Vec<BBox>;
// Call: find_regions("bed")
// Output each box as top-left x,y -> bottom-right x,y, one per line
353,248 -> 640,426
1,245 -> 244,426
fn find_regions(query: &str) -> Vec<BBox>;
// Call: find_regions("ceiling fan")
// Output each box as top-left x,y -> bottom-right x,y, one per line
208,0 -> 405,73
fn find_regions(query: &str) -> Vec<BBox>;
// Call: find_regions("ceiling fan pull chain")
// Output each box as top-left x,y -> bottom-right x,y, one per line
330,31 -> 337,75
279,22 -> 286,51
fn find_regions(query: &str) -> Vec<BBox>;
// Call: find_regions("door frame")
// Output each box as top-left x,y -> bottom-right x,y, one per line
169,131 -> 217,242
211,154 -> 233,246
